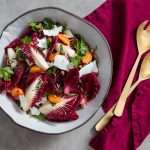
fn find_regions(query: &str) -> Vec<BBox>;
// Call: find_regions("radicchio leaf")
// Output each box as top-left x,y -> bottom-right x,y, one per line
0,80 -> 12,91
46,95 -> 80,122
20,44 -> 34,63
64,68 -> 80,94
80,73 -> 100,100
46,36 -> 58,60
46,71 -> 66,95
0,62 -> 26,92
31,74 -> 49,106
5,38 -> 22,50
11,62 -> 26,87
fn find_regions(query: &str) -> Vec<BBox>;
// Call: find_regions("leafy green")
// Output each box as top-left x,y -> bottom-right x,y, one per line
42,18 -> 55,29
47,67 -> 58,75
60,44 -> 64,53
0,66 -> 14,80
47,39 -> 51,48
70,55 -> 82,67
74,36 -> 89,56
21,36 -> 32,44
33,113 -> 46,121
15,47 -> 26,59
29,22 -> 43,31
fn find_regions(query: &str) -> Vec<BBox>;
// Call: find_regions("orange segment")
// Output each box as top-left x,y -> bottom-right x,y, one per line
48,52 -> 59,62
48,95 -> 61,104
30,65 -> 43,73
58,34 -> 70,45
82,52 -> 93,64
9,87 -> 24,97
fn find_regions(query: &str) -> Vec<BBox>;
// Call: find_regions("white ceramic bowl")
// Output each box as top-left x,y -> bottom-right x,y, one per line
0,7 -> 112,134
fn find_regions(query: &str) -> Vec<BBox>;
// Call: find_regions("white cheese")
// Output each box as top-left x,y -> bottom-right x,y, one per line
30,107 -> 40,116
31,47 -> 49,70
53,55 -> 69,71
37,38 -> 48,49
39,103 -> 53,115
79,61 -> 98,77
7,48 -> 17,68
43,25 -> 63,36
56,43 -> 76,57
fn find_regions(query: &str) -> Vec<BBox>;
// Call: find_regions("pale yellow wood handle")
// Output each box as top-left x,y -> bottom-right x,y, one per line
114,54 -> 142,117
95,81 -> 139,132
114,80 -> 140,116
95,105 -> 115,131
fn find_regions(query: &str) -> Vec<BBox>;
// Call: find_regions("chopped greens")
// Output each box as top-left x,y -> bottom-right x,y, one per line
0,66 -> 14,80
42,18 -> 55,29
33,113 -> 46,121
47,66 -> 58,75
29,22 -> 43,31
15,47 -> 26,59
21,36 -> 32,44
60,44 -> 64,53
47,39 -> 51,48
70,55 -> 82,67
74,36 -> 89,56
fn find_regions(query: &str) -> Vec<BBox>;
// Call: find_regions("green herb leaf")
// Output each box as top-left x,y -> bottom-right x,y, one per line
0,66 -> 14,81
33,113 -> 46,121
47,39 -> 51,48
74,35 -> 89,56
15,47 -> 26,60
47,66 -> 57,75
70,56 -> 82,67
29,22 -> 43,31
60,44 -> 64,53
21,36 -> 32,44
42,18 -> 55,29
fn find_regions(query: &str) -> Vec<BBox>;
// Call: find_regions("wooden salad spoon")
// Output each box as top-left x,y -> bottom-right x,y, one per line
95,20 -> 150,131
96,51 -> 150,131
114,20 -> 150,117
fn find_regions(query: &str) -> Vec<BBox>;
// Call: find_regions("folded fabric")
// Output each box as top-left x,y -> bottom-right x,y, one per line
85,0 -> 150,149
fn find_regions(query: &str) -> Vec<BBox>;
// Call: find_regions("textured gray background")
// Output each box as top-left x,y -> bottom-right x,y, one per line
0,0 -> 149,150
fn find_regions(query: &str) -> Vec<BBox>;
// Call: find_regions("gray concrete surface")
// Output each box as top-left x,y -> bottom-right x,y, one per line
0,0 -> 149,150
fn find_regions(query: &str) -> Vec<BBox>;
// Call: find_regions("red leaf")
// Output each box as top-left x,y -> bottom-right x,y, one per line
47,95 -> 80,122
64,68 -> 80,94
46,36 -> 58,60
81,73 -> 100,100
31,74 -> 49,106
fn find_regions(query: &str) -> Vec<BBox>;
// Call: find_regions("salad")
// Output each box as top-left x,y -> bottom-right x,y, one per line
0,18 -> 100,122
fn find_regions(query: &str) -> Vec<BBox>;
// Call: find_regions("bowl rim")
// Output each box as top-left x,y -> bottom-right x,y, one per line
0,6 -> 113,135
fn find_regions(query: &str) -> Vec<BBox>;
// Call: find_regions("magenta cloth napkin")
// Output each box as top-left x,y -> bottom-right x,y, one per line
85,0 -> 150,149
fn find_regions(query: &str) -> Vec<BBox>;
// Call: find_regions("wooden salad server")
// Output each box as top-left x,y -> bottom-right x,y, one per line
96,51 -> 150,131
114,20 -> 150,116
95,20 -> 150,131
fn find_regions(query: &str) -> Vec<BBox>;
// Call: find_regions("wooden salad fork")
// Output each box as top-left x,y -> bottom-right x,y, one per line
96,20 -> 150,131
114,20 -> 150,117
96,51 -> 150,131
